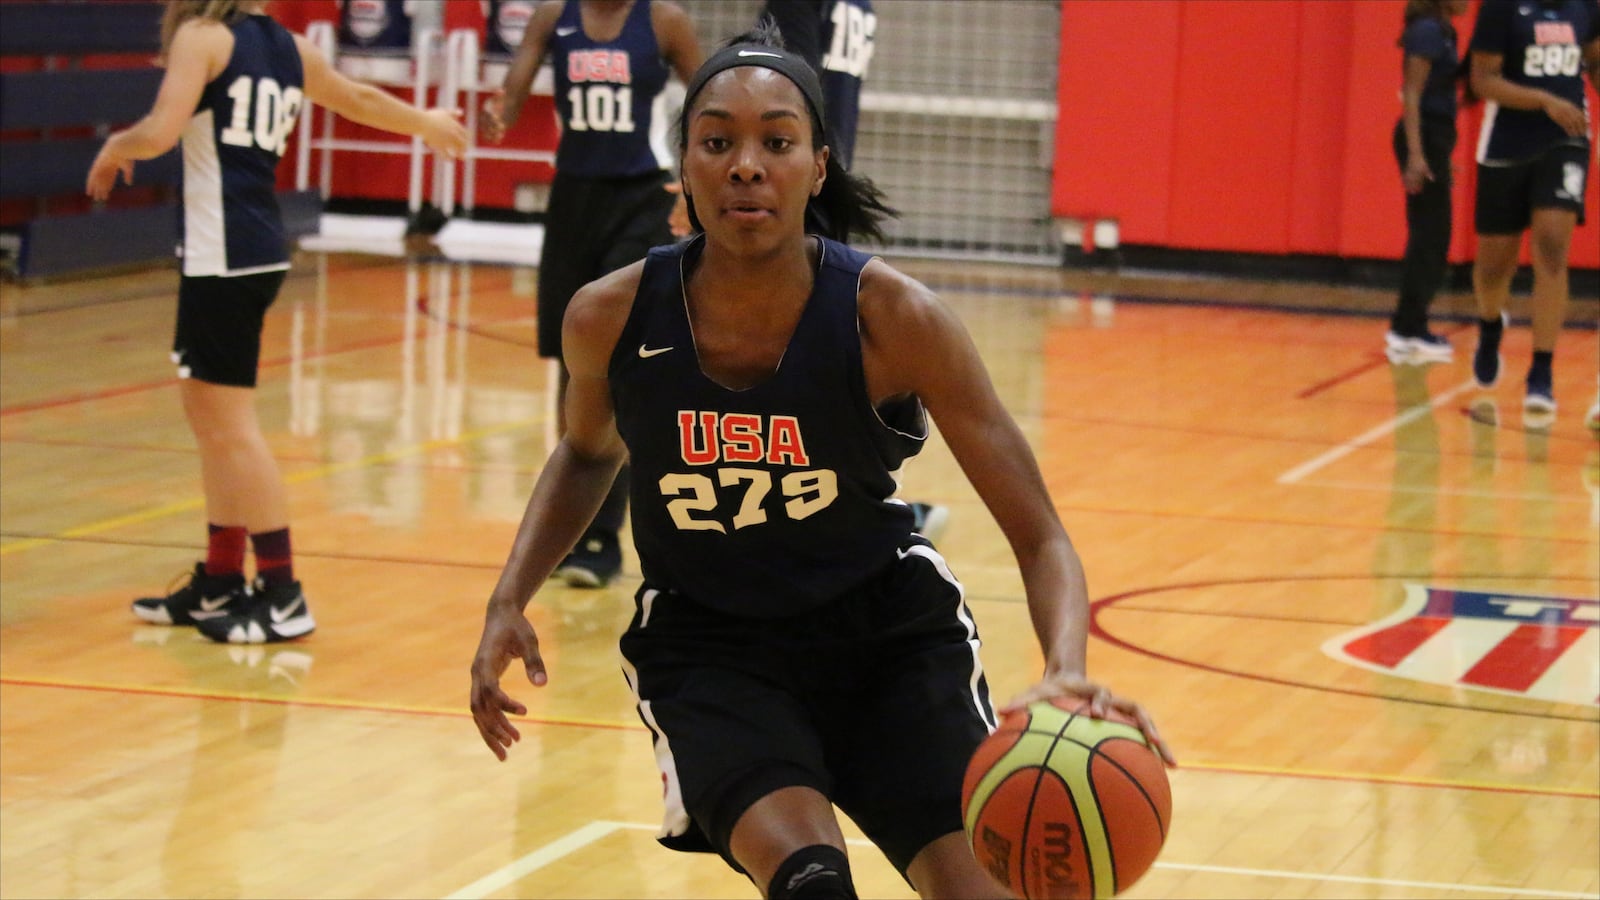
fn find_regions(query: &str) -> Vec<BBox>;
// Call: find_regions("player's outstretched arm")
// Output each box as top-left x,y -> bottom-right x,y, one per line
292,33 -> 468,157
87,21 -> 225,198
468,265 -> 638,760
857,261 -> 1175,765
483,0 -> 563,141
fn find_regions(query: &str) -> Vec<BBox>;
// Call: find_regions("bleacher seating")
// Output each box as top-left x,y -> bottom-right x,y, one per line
0,1 -> 319,279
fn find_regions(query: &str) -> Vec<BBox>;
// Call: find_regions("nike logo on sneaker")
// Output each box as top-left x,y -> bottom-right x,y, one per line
556,26 -> 578,36
270,596 -> 306,624
638,344 -> 674,358
198,593 -> 232,613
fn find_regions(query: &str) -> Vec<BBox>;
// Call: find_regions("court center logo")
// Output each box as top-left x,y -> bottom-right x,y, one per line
1322,586 -> 1598,706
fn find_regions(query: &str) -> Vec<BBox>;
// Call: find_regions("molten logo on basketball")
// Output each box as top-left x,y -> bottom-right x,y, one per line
1040,822 -> 1086,895
978,826 -> 1012,885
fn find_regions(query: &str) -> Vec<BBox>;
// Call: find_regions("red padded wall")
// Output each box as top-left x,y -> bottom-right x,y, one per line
1053,0 -> 1598,268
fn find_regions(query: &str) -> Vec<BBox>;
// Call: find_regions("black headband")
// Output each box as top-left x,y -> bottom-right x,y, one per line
680,43 -> 827,142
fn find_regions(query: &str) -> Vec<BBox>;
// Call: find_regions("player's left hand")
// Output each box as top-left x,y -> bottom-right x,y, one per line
85,142 -> 133,201
1003,673 -> 1177,766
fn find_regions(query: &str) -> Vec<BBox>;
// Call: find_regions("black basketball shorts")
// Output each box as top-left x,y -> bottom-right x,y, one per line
1475,143 -> 1591,234
172,269 -> 288,388
536,170 -> 675,359
619,536 -> 998,878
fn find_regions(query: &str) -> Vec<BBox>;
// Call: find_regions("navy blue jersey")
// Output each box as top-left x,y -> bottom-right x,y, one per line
1401,15 -> 1461,119
764,0 -> 875,169
179,15 -> 304,277
1470,0 -> 1600,162
611,236 -> 926,618
550,0 -> 673,177
482,0 -> 536,61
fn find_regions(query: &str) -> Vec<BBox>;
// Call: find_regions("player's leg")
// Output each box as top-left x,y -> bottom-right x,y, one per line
727,787 -> 855,898
1471,161 -> 1530,389
175,272 -> 313,644
905,832 -> 1009,900
1523,205 -> 1576,414
1389,118 -> 1455,360
829,538 -> 1000,897
134,274 -> 272,626
620,586 -> 847,895
1521,145 -> 1587,415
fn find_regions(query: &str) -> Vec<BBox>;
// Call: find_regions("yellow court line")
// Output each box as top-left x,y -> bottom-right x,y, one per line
0,675 -> 644,732
0,418 -> 538,558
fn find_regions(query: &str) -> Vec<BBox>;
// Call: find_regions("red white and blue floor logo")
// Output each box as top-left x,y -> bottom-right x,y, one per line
1323,586 -> 1599,706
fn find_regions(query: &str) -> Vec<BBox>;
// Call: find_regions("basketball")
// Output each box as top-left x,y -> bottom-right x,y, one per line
962,697 -> 1171,899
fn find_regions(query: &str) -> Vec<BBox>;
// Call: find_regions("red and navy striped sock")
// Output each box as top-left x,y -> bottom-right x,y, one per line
250,527 -> 294,586
204,524 -> 248,579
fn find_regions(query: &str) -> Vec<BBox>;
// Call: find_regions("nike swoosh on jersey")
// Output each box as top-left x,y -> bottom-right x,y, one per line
556,26 -> 579,36
638,344 -> 675,358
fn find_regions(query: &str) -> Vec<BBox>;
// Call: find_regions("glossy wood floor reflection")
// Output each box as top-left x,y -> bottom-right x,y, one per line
2,251 -> 1597,900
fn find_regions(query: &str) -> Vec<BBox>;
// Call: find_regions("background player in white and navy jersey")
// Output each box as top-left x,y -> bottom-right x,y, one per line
1386,0 -> 1469,364
1466,0 -> 1600,420
87,0 -> 466,644
470,28 -> 1173,900
481,0 -> 702,588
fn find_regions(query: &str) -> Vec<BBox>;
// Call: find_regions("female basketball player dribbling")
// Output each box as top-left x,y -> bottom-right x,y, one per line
469,26 -> 1175,899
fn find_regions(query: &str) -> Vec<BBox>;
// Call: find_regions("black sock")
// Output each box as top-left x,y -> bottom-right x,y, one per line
1530,350 -> 1553,378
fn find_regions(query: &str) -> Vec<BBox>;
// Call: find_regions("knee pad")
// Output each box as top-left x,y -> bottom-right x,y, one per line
767,844 -> 856,900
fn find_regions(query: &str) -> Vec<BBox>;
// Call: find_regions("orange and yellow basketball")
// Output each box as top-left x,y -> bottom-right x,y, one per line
961,697 -> 1171,899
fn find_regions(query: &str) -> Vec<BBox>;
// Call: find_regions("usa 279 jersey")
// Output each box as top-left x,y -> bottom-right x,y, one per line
610,236 -> 925,619
180,14 -> 304,277
1470,0 -> 1600,163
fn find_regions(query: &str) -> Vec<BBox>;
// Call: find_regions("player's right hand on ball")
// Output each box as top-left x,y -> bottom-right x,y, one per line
469,600 -> 547,760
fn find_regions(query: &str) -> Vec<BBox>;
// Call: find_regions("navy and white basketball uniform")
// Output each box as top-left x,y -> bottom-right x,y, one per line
1470,0 -> 1598,229
537,0 -> 676,358
549,0 -> 672,177
615,235 -> 996,873
763,0 -> 875,169
175,14 -> 303,387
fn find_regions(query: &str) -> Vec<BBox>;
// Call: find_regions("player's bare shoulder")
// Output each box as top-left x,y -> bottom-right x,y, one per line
858,257 -> 946,339
856,258 -> 960,399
